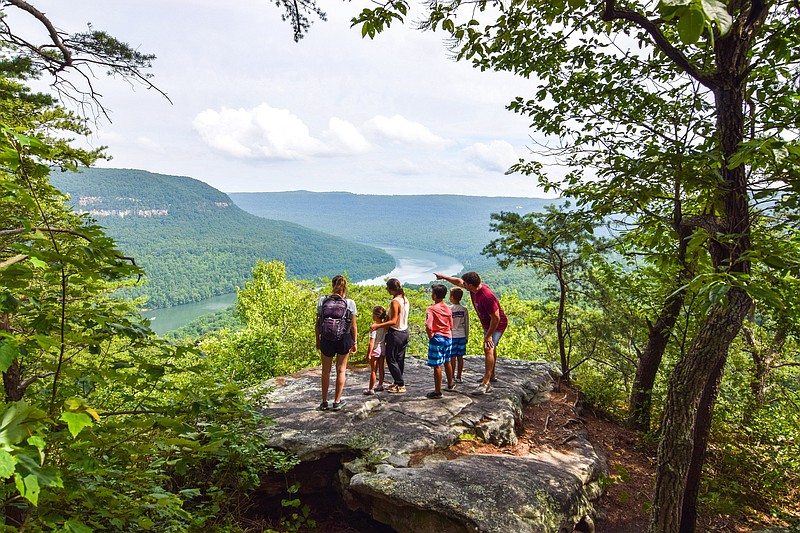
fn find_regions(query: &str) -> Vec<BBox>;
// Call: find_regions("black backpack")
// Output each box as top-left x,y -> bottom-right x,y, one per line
318,295 -> 352,342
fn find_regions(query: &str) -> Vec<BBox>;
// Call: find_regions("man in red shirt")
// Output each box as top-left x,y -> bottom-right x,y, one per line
434,271 -> 507,394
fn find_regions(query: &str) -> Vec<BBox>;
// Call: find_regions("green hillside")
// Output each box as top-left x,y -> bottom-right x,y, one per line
229,191 -> 558,270
50,168 -> 394,308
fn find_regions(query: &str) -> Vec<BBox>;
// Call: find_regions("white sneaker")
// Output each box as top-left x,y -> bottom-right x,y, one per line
472,383 -> 492,395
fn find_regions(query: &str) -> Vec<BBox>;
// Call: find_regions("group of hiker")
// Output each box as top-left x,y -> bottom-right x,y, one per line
314,272 -> 507,411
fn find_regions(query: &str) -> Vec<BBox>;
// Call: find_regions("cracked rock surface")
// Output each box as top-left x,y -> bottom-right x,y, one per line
254,356 -> 604,533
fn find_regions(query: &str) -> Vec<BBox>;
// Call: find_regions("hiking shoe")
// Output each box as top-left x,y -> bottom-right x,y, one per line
363,388 -> 375,395
455,377 -> 463,384
318,401 -> 329,411
426,391 -> 443,399
388,385 -> 406,394
490,377 -> 498,383
445,382 -> 457,392
331,400 -> 346,411
374,385 -> 385,392
472,383 -> 493,396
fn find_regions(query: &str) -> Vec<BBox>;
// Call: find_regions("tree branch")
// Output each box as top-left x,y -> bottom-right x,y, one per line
0,254 -> 28,270
4,0 -> 73,70
0,226 -> 94,239
602,0 -> 715,88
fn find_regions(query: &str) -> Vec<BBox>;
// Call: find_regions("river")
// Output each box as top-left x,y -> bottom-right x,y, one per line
144,245 -> 463,335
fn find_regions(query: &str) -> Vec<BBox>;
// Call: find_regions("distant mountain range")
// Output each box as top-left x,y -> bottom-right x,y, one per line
51,168 -> 394,308
230,191 -> 557,270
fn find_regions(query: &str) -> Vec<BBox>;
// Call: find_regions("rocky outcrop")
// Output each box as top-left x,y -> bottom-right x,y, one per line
253,356 -> 604,533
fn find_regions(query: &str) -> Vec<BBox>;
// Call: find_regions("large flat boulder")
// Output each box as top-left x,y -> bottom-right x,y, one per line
253,356 -> 603,532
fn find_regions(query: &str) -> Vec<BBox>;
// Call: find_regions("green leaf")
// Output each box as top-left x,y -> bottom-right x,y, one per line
15,473 -> 40,505
0,401 -> 40,447
700,0 -> 732,35
657,0 -> 691,21
745,284 -> 785,309
29,256 -> 47,269
0,449 -> 17,478
0,341 -> 18,373
64,520 -> 94,533
677,6 -> 705,45
60,412 -> 93,438
138,516 -> 155,530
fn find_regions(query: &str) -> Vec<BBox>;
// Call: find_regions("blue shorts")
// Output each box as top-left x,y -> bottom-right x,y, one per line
450,337 -> 467,357
427,334 -> 452,367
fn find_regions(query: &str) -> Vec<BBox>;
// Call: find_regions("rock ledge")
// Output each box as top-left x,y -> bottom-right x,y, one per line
255,356 -> 604,533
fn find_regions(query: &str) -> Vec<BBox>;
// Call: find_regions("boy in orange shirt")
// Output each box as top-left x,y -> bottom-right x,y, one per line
425,284 -> 453,399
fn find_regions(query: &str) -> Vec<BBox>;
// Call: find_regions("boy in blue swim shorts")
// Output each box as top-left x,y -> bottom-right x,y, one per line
425,284 -> 453,399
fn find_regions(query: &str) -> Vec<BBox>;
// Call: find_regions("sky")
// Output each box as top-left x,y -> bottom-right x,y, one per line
10,0 -> 557,197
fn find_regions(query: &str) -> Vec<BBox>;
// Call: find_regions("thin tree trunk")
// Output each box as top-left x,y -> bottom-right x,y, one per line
556,274 -> 569,381
629,191 -> 691,433
629,291 -> 684,432
0,313 -> 26,526
0,313 -> 23,402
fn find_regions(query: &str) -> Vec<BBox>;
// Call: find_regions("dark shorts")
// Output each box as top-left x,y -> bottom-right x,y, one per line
319,333 -> 354,357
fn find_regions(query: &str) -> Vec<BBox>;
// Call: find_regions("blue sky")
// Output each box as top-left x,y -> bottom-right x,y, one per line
13,0 -> 557,197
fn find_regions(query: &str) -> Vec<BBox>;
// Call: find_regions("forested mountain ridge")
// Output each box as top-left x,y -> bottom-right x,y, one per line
230,191 -> 558,270
51,168 -> 395,308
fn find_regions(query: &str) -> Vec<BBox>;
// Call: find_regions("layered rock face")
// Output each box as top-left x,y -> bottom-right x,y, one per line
254,356 -> 604,533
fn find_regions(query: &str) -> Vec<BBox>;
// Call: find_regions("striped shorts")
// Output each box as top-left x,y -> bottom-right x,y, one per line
427,334 -> 452,367
450,337 -> 467,357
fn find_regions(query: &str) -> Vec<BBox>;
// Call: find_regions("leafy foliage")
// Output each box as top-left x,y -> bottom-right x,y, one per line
1,52 -> 296,531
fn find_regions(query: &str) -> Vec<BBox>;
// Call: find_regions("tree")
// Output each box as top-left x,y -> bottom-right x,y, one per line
483,203 -> 604,382
1,57 -> 301,531
352,0 -> 800,531
198,260 -> 319,383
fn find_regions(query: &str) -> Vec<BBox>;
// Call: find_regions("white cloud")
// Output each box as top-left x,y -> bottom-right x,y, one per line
365,114 -> 448,147
134,136 -> 166,154
322,117 -> 371,154
192,104 -> 377,160
463,140 -> 520,173
192,103 -> 328,160
28,1 -> 552,198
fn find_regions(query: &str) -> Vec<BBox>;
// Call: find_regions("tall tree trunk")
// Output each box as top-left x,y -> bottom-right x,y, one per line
648,10 -> 757,528
679,354 -> 727,533
647,288 -> 751,533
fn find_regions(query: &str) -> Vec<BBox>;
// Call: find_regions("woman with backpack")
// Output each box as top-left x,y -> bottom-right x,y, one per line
315,274 -> 358,411
369,278 -> 410,393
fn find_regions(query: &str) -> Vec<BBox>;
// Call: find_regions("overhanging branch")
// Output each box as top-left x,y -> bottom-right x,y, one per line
602,0 -> 715,89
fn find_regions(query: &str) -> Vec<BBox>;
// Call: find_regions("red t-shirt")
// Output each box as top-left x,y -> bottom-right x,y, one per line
425,301 -> 453,337
470,284 -> 508,332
